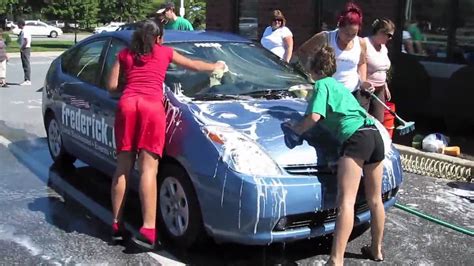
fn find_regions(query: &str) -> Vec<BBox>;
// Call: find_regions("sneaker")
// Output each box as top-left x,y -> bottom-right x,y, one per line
20,80 -> 31,86
0,83 -> 8,88
111,222 -> 124,242
131,227 -> 157,250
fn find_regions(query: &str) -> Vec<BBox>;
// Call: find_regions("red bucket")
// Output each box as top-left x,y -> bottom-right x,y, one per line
383,102 -> 396,138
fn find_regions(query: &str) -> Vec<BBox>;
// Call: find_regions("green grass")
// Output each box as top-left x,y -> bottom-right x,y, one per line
6,40 -> 74,53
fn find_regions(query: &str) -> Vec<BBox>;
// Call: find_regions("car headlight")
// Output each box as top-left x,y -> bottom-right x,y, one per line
203,125 -> 282,176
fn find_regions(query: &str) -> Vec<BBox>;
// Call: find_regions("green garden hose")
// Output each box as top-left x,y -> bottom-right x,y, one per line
395,203 -> 474,236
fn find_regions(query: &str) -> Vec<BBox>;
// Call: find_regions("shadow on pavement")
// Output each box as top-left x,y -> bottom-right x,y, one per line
0,128 -> 368,265
46,163 -> 337,265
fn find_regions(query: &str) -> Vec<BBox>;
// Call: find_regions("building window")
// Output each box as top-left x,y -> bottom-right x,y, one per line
320,0 -> 347,31
238,0 -> 258,40
454,0 -> 474,64
402,0 -> 450,59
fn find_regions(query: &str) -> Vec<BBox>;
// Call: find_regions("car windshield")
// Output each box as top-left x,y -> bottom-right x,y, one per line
166,42 -> 310,99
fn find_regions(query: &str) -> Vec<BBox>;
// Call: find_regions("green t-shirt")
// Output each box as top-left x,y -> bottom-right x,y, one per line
306,77 -> 374,143
407,24 -> 423,41
165,17 -> 194,31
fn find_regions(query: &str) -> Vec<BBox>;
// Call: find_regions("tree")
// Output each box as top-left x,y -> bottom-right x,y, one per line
0,0 -> 19,16
97,0 -> 154,24
168,0 -> 206,28
117,0 -> 153,22
183,0 -> 206,29
42,0 -> 99,29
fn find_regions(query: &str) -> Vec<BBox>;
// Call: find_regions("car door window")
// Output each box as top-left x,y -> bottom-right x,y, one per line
62,40 -> 107,85
101,39 -> 127,89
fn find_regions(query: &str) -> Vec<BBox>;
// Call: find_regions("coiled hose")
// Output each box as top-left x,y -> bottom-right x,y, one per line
400,153 -> 473,182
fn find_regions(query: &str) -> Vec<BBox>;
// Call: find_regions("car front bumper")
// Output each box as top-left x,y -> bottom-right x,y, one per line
196,165 -> 401,245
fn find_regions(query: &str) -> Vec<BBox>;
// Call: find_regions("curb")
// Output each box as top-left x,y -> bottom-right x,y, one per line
395,144 -> 473,182
6,51 -> 65,58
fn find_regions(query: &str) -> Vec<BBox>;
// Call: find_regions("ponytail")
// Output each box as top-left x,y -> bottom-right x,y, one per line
337,2 -> 363,28
131,20 -> 163,61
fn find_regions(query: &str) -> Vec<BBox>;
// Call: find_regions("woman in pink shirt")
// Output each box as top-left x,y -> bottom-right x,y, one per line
363,18 -> 396,122
107,20 -> 224,250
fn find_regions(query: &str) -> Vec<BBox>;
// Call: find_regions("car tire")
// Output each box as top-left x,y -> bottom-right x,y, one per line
157,163 -> 206,248
46,114 -> 76,165
50,31 -> 58,38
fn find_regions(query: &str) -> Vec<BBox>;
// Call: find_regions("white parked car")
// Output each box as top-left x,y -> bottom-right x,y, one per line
12,20 -> 63,38
93,22 -> 125,34
6,20 -> 16,30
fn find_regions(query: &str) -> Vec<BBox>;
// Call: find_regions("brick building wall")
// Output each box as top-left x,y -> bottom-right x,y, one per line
206,0 -> 237,32
206,0 -> 402,48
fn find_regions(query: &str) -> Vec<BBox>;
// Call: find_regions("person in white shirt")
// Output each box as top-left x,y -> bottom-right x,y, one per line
363,18 -> 396,122
296,3 -> 371,99
260,10 -> 293,62
17,19 -> 31,86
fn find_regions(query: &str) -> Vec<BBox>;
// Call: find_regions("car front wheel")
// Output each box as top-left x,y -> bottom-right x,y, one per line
158,164 -> 205,248
50,31 -> 58,38
46,114 -> 76,165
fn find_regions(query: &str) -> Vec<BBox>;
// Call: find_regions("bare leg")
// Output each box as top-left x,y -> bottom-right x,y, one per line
111,151 -> 136,223
363,161 -> 385,260
329,156 -> 364,266
137,149 -> 159,228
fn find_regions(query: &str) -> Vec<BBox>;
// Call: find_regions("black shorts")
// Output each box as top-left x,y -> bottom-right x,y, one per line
341,125 -> 385,164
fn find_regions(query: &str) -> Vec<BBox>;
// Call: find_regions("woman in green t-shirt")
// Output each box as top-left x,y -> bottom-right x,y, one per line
286,46 -> 386,264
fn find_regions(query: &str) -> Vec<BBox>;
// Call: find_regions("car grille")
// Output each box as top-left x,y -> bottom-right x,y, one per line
273,188 -> 396,232
284,164 -> 334,175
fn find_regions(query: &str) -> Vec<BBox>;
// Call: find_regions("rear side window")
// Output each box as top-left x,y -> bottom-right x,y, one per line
62,40 -> 106,85
101,39 -> 127,88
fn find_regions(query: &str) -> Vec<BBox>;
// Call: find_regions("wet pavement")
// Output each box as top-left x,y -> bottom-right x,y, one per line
0,56 -> 473,265
0,144 -> 158,264
0,122 -> 472,265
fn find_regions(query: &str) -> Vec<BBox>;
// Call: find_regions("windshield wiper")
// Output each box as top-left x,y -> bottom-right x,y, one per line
241,89 -> 291,99
192,93 -> 250,101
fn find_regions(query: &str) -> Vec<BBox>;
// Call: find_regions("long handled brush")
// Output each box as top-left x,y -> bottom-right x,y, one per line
370,92 -> 415,135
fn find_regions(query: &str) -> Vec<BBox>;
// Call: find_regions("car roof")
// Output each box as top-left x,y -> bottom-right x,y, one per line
87,30 -> 252,45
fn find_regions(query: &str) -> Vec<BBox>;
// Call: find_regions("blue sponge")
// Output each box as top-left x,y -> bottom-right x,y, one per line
281,123 -> 303,149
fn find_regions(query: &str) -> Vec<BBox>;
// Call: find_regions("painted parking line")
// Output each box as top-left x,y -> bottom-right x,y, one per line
0,135 -> 184,266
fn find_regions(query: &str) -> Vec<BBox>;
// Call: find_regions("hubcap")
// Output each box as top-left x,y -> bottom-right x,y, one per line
160,176 -> 189,237
48,119 -> 62,158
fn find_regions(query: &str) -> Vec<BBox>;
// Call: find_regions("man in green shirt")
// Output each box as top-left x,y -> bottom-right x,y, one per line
407,20 -> 426,55
157,2 -> 194,31
286,46 -> 386,265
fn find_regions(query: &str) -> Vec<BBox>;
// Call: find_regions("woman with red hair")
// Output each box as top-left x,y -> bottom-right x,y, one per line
297,3 -> 385,265
297,2 -> 372,102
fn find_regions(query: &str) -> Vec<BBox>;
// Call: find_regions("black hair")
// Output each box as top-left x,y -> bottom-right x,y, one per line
130,20 -> 163,61
17,19 -> 25,27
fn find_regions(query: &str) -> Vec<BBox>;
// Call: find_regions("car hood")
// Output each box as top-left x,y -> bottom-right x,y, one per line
189,99 -> 342,166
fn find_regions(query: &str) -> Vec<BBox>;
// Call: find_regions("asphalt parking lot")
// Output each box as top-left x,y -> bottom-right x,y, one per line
0,54 -> 472,265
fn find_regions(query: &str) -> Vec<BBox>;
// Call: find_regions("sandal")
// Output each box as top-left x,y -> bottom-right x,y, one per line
361,245 -> 384,262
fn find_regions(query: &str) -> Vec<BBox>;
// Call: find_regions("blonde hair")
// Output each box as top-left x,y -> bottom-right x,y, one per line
272,9 -> 287,26
372,18 -> 395,34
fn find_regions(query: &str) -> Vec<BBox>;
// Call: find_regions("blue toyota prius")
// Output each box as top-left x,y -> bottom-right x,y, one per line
42,30 -> 403,247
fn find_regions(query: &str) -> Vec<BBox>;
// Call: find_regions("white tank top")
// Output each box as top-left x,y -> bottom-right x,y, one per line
364,37 -> 390,87
328,29 -> 361,92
